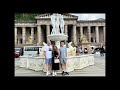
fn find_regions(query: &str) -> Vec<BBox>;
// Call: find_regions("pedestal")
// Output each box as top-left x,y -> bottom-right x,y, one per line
47,34 -> 68,49
81,43 -> 91,54
55,41 -> 60,49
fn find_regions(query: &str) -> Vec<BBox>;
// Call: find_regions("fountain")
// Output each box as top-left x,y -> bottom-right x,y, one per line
47,13 -> 68,49
43,13 -> 95,73
18,13 -> 95,73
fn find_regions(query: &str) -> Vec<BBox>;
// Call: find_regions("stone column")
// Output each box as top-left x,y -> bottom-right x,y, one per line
15,27 -> 17,45
73,25 -> 77,45
103,26 -> 106,45
94,38 -> 96,43
65,25 -> 68,35
65,25 -> 68,41
95,26 -> 99,43
88,26 -> 91,42
80,26 -> 83,38
31,27 -> 34,40
37,25 -> 42,44
46,25 -> 50,42
22,27 -> 26,44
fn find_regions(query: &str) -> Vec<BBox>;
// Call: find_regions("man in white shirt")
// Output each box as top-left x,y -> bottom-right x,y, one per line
44,41 -> 53,76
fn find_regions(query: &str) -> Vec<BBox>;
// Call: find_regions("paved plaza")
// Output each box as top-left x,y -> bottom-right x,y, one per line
15,54 -> 105,77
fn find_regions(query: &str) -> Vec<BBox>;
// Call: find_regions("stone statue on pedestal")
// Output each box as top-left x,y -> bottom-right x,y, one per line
67,42 -> 76,56
51,14 -> 56,34
50,14 -> 64,35
80,35 -> 91,53
59,15 -> 64,34
27,36 -> 33,44
56,14 -> 60,34
81,35 -> 88,43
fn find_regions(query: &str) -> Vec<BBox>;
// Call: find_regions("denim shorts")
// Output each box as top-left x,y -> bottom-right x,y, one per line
60,58 -> 67,64
45,58 -> 52,64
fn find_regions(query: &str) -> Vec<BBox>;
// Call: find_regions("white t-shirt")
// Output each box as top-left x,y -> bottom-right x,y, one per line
44,45 -> 52,59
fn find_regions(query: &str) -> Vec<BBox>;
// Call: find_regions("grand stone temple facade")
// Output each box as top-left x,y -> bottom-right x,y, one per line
14,13 -> 105,47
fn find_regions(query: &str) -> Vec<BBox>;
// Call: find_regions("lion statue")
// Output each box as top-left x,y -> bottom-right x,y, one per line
81,35 -> 88,43
67,42 -> 76,56
27,36 -> 33,44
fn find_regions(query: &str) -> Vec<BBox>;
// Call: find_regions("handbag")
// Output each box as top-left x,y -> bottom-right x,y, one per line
54,58 -> 60,63
53,51 -> 60,63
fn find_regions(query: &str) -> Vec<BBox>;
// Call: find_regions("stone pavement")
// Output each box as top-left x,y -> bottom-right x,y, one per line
15,54 -> 105,77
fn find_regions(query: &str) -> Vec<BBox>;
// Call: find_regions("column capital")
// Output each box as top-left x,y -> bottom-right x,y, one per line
73,24 -> 77,26
21,27 -> 26,29
22,26 -> 26,28
96,26 -> 99,28
36,24 -> 42,26
88,25 -> 91,27
46,23 -> 50,26
31,27 -> 34,29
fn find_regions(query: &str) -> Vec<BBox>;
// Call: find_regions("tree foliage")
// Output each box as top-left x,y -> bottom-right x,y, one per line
15,13 -> 41,21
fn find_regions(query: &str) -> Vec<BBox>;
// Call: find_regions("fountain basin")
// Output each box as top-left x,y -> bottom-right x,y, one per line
47,34 -> 68,41
18,54 -> 95,72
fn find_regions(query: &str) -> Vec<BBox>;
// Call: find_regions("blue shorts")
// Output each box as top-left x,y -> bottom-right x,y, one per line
45,58 -> 52,64
60,58 -> 67,64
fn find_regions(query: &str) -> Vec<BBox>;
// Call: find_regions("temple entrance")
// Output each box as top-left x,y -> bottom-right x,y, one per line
26,27 -> 31,43
41,25 -> 47,43
99,26 -> 104,44
91,26 -> 96,45
76,27 -> 80,45
68,25 -> 73,43
17,27 -> 22,44
50,25 -> 52,35
34,27 -> 37,44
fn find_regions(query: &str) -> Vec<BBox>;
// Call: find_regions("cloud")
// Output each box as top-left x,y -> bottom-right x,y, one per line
71,13 -> 105,20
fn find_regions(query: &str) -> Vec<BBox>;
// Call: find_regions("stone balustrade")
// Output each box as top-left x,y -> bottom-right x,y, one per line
18,54 -> 95,73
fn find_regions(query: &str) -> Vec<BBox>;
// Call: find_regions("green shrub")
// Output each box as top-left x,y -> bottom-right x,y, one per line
15,13 -> 41,21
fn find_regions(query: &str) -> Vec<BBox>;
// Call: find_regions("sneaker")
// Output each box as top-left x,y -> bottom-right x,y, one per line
54,72 -> 57,76
52,71 -> 55,76
62,71 -> 64,75
46,72 -> 49,76
48,72 -> 52,75
65,72 -> 69,75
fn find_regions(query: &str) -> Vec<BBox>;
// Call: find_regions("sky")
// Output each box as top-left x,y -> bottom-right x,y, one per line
71,13 -> 105,20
